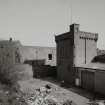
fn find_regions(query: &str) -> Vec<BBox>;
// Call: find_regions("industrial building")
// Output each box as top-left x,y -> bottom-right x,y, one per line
55,23 -> 105,95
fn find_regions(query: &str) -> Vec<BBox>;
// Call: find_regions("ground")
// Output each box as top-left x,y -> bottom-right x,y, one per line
0,77 -> 104,105
0,84 -> 28,105
18,78 -> 89,105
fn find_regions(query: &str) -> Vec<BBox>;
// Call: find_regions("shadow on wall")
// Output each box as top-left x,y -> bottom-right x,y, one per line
24,59 -> 57,78
33,65 -> 56,78
24,59 -> 45,65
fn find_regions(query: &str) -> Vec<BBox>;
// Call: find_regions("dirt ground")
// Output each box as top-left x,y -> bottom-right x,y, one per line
18,78 -> 89,105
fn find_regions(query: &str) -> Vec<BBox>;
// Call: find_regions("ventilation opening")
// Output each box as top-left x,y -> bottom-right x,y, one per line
48,54 -> 52,60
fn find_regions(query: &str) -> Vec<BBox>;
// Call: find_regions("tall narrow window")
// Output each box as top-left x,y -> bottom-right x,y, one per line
48,54 -> 52,60
15,48 -> 21,63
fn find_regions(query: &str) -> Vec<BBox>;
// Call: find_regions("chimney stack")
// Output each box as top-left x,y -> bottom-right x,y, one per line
70,23 -> 79,32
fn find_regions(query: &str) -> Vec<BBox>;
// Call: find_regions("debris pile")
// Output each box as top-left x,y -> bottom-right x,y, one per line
0,86 -> 27,105
88,100 -> 105,105
22,84 -> 76,105
23,84 -> 58,105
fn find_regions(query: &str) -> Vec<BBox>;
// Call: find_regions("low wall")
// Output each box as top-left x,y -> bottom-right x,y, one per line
12,64 -> 33,80
33,65 -> 56,78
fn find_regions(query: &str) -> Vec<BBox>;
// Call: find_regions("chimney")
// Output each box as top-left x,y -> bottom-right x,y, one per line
70,23 -> 79,32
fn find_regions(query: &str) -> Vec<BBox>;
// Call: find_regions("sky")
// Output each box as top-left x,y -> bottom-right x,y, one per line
0,0 -> 105,49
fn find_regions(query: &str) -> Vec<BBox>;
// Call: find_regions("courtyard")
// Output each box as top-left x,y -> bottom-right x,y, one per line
18,78 -> 89,105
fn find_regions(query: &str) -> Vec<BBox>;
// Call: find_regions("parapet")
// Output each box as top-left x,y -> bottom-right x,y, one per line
79,31 -> 98,41
70,23 -> 80,32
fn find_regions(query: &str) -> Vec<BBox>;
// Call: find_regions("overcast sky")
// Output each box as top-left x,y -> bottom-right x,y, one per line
0,0 -> 105,49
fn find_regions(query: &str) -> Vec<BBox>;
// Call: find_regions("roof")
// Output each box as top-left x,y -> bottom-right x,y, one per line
55,32 -> 71,42
0,40 -> 22,47
23,46 -> 56,49
76,63 -> 105,70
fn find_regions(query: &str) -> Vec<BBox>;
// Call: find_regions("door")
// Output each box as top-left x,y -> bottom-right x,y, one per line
81,70 -> 94,91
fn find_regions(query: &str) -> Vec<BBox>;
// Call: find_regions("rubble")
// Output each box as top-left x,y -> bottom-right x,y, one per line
88,100 -> 105,105
21,84 -> 76,105
0,82 -> 104,105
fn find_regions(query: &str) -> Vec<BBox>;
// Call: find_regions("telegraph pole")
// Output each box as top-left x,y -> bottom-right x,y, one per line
85,38 -> 86,64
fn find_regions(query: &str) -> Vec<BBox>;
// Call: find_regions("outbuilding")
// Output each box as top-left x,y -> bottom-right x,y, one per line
75,63 -> 105,95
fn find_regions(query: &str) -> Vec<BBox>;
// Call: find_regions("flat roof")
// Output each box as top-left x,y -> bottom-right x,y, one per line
75,63 -> 105,71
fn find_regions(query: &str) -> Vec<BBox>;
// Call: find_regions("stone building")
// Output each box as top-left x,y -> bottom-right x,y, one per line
0,38 -> 22,66
0,38 -> 33,80
0,38 -> 56,66
0,38 -> 56,69
0,38 -> 56,79
20,46 -> 56,66
55,23 -> 105,95
55,23 -> 98,84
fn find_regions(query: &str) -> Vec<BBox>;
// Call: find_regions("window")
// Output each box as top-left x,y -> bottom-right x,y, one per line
48,54 -> 52,60
15,49 -> 21,63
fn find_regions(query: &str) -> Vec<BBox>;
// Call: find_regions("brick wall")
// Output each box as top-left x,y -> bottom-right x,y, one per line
33,65 -> 56,78
55,23 -> 98,84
